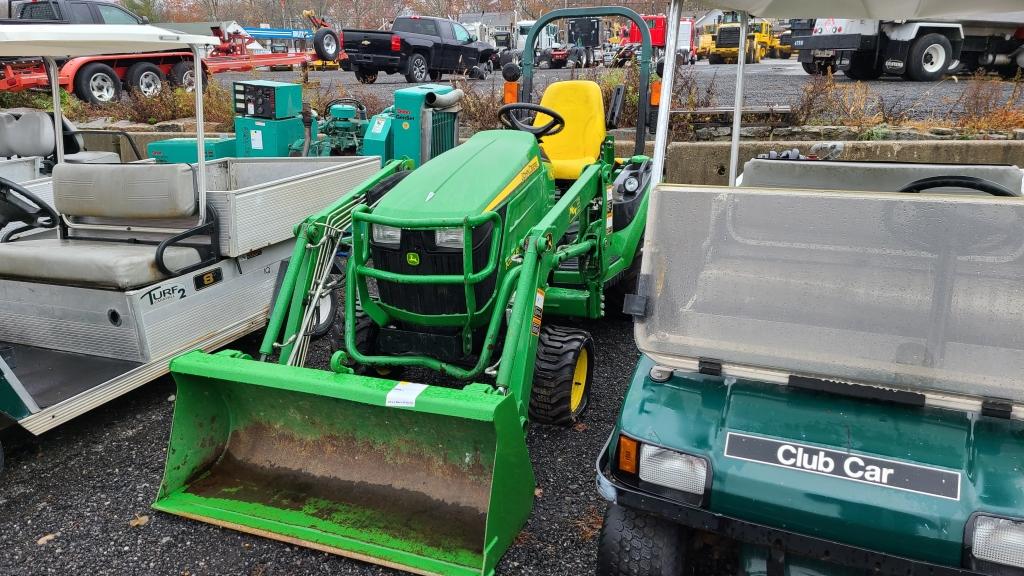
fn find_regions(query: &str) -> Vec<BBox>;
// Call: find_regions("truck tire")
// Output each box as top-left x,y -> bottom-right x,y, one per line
169,61 -> 207,92
74,62 -> 121,105
354,68 -> 378,84
313,28 -> 340,62
906,33 -> 952,81
708,53 -> 724,65
596,504 -> 687,576
530,325 -> 594,426
405,53 -> 429,83
429,70 -> 443,81
125,62 -> 165,98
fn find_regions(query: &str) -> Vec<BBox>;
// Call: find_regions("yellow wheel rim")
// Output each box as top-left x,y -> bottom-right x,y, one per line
570,348 -> 589,412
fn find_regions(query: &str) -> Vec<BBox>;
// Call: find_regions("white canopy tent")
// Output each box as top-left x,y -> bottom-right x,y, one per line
0,24 -> 217,217
651,0 -> 1024,186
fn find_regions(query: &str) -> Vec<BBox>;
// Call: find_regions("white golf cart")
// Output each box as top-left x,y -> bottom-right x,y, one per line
0,24 -> 380,470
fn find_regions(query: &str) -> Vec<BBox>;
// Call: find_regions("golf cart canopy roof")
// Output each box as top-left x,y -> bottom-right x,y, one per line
701,0 -> 1024,19
0,24 -> 216,57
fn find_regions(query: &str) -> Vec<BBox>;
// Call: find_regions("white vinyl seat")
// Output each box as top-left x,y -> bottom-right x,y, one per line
0,162 -> 201,290
0,113 -> 17,158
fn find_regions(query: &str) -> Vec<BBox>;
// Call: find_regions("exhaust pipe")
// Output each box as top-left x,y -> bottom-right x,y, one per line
425,89 -> 465,109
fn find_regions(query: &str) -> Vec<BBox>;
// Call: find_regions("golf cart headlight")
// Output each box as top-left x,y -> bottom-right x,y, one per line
972,516 -> 1024,569
623,176 -> 640,193
434,227 -> 464,249
639,444 -> 707,495
372,224 -> 401,246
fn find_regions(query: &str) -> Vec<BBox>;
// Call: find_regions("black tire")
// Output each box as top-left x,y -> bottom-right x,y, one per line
125,62 -> 165,98
906,33 -> 952,82
708,54 -> 724,65
168,60 -> 207,91
308,275 -> 339,340
313,28 -> 340,62
331,308 -> 404,378
596,504 -> 687,576
405,53 -> 429,83
354,68 -> 378,84
429,70 -> 443,81
605,251 -> 642,319
843,51 -> 883,81
530,325 -> 594,426
74,62 -> 121,105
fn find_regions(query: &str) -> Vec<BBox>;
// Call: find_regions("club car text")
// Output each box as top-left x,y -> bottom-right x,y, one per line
724,432 -> 960,500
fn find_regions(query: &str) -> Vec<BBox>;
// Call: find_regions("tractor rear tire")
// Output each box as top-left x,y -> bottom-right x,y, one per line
596,504 -> 688,576
605,252 -> 641,319
530,325 -> 594,426
365,170 -> 411,206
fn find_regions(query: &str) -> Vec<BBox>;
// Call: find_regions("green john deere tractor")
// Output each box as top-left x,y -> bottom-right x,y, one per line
152,7 -> 655,576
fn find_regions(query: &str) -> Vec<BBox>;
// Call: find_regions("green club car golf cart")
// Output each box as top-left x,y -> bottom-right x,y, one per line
0,24 -> 381,472
596,0 -> 1024,575
151,6 -> 657,576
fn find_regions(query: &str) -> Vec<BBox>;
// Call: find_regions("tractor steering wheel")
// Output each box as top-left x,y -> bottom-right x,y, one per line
497,103 -> 565,139
0,176 -> 59,242
899,175 -> 1019,197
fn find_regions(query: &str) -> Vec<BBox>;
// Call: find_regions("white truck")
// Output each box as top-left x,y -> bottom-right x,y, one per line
497,19 -> 559,67
799,15 -> 1024,81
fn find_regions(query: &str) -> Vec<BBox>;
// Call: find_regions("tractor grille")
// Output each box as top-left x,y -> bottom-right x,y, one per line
370,223 -> 497,317
717,27 -> 741,48
430,111 -> 459,158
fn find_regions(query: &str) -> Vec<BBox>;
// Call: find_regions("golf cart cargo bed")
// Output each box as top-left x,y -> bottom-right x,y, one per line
636,184 -> 1024,404
203,156 -> 380,257
1,342 -> 140,408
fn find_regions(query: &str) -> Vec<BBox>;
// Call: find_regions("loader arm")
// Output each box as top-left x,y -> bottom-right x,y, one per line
259,158 -> 412,366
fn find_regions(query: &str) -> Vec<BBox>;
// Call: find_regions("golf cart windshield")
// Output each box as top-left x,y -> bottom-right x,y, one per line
635,185 -> 1024,402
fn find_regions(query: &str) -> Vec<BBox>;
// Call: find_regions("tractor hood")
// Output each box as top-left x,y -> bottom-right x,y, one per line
636,184 -> 1024,403
373,131 -> 543,220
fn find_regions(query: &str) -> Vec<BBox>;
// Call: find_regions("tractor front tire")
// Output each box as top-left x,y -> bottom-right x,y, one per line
530,325 -> 594,426
331,309 -> 404,378
596,504 -> 687,576
308,274 -> 340,340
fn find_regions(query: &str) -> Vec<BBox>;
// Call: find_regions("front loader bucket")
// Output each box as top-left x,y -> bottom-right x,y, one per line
153,351 -> 534,576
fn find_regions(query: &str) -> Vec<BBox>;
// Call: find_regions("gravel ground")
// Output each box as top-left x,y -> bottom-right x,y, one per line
216,57 -> 1017,120
0,315 -> 641,575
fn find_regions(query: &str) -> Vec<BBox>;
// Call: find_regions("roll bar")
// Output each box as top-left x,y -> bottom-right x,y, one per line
518,6 -> 652,157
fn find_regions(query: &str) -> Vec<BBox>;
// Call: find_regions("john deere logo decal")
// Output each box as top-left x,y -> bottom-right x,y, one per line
406,252 -> 420,266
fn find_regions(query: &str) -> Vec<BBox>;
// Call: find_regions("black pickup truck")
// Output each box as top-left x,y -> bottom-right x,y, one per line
342,16 -> 497,84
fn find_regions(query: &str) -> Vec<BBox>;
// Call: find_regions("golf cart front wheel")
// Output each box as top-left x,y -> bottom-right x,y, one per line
530,325 -> 593,426
596,504 -> 688,576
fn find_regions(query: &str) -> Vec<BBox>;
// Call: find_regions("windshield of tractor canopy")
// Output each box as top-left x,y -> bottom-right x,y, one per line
635,184 -> 1024,402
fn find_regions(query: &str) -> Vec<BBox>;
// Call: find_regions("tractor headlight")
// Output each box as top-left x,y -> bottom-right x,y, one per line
971,515 -> 1024,571
434,228 -> 464,249
623,176 -> 641,193
639,444 -> 708,496
372,224 -> 402,246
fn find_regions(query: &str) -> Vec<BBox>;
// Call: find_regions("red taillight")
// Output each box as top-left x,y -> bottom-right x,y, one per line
338,30 -> 344,44
391,35 -> 401,52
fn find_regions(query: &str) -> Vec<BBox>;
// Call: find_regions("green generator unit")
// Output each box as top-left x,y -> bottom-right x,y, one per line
148,136 -> 237,164
235,116 -> 308,158
362,83 -> 462,166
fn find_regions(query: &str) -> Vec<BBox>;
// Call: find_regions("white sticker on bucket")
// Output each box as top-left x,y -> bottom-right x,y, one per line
386,382 -> 429,407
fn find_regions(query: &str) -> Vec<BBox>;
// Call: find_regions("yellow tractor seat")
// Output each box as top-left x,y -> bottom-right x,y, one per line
533,80 -> 606,180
